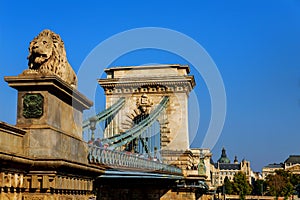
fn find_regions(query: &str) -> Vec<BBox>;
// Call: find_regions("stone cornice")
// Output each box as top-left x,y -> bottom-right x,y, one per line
4,74 -> 93,111
0,151 -> 105,175
98,75 -> 195,95
16,124 -> 84,141
0,121 -> 27,136
105,64 -> 190,74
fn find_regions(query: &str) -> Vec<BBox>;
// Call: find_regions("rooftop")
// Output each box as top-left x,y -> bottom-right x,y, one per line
105,64 -> 190,73
103,64 -> 191,79
217,147 -> 230,164
215,163 -> 241,170
263,163 -> 284,169
284,155 -> 300,164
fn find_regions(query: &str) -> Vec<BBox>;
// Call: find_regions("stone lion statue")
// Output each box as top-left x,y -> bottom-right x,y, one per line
26,29 -> 77,88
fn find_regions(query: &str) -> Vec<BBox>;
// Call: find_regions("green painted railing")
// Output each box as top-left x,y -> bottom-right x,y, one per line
88,145 -> 182,175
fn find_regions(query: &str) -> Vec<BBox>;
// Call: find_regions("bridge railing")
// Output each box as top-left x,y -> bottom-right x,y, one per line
88,145 -> 182,175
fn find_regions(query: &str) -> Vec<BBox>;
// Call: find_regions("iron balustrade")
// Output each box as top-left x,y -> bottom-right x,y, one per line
88,145 -> 182,175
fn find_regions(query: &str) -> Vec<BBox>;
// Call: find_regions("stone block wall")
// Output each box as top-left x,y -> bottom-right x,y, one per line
161,190 -> 197,200
0,122 -> 26,155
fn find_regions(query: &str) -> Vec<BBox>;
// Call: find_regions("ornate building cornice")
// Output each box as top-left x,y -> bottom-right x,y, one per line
98,75 -> 195,95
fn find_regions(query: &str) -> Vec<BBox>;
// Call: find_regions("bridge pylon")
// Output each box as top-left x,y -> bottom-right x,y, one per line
98,64 -> 195,152
97,65 -> 212,198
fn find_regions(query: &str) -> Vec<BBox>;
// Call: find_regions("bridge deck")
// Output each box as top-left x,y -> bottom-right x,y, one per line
99,170 -> 183,179
88,145 -> 182,176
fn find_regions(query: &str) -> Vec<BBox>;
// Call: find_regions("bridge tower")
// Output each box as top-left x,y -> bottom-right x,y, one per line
98,64 -> 195,157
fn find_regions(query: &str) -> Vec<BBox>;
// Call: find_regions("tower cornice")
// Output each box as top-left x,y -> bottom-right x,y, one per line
98,75 -> 195,95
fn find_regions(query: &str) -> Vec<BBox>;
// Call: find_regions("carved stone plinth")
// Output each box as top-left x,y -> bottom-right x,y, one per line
1,30 -> 103,200
1,74 -> 103,200
4,74 -> 93,163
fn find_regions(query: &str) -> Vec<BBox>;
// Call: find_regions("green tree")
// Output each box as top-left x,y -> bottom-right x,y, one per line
290,173 -> 300,186
232,172 -> 252,200
288,173 -> 300,198
223,176 -> 234,194
265,170 -> 294,200
252,179 -> 265,196
296,184 -> 300,198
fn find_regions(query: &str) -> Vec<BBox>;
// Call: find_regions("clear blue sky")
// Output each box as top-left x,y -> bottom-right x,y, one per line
1,1 -> 299,172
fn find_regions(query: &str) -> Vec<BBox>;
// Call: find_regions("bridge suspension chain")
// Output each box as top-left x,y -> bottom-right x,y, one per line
82,97 -> 126,132
102,96 -> 169,150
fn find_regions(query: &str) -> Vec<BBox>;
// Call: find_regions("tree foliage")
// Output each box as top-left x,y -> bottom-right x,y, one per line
290,173 -> 300,197
252,179 -> 265,196
232,172 -> 252,200
290,173 -> 300,186
220,172 -> 252,200
223,176 -> 233,194
221,169 -> 300,199
265,169 -> 296,199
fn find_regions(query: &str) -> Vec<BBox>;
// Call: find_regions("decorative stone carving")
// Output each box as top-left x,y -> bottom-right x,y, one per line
198,158 -> 206,176
24,29 -> 77,88
23,196 -> 44,200
23,93 -> 44,118
0,172 -> 24,193
99,65 -> 195,151
136,94 -> 153,114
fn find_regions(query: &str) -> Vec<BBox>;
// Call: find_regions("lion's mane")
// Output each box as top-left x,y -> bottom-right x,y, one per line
27,29 -> 77,88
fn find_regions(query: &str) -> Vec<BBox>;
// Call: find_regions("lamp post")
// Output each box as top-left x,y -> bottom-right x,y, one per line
89,116 -> 97,141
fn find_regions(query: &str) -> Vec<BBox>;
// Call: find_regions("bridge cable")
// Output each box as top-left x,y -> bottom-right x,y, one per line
102,96 -> 169,150
82,97 -> 126,132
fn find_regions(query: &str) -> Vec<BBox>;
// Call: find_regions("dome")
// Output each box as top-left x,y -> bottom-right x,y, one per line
217,147 -> 230,164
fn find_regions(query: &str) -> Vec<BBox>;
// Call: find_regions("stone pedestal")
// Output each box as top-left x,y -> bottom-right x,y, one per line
2,74 -> 101,199
4,74 -> 93,163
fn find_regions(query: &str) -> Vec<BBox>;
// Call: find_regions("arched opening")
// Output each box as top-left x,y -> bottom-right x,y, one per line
124,113 -> 161,159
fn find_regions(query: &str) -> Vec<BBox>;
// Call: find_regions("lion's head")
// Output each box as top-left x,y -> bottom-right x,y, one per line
28,30 -> 55,67
27,29 -> 77,88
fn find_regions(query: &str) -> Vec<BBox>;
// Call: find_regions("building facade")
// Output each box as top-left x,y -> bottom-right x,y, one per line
262,155 -> 300,179
262,163 -> 284,180
210,148 -> 253,187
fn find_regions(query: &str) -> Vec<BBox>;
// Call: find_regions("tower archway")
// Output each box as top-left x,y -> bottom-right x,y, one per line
99,64 -> 195,151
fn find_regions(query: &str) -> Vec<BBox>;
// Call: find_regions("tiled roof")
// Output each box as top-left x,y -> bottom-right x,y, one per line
285,155 -> 300,164
215,163 -> 241,170
263,163 -> 284,168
